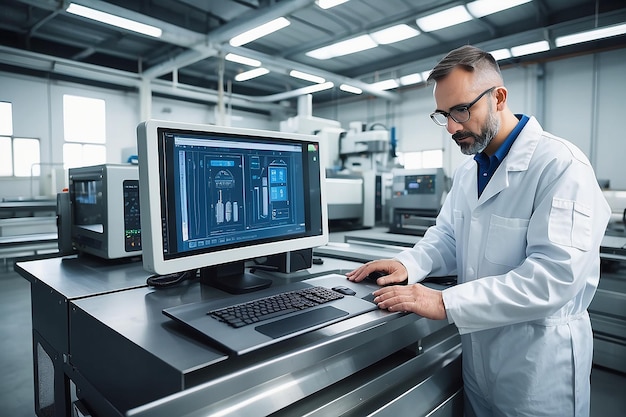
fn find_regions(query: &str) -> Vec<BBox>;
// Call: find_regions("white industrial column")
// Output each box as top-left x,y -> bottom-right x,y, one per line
139,78 -> 152,121
216,54 -> 225,126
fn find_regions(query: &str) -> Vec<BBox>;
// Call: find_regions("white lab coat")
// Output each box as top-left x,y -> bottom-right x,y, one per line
395,117 -> 611,417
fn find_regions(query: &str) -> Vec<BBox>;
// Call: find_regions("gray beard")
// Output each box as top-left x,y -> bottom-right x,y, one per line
458,111 -> 500,155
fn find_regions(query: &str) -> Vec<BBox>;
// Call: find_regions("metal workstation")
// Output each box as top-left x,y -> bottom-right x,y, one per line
1,1 -> 626,417
11,117 -> 626,417
16,120 -> 464,417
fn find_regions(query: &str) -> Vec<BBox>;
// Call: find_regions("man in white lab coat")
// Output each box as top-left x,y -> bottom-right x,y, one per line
347,45 -> 611,417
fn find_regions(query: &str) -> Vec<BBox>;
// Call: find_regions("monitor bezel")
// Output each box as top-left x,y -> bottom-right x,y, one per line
137,119 -> 328,276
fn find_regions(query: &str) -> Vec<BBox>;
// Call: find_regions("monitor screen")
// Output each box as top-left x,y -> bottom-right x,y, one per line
404,174 -> 436,195
137,120 -> 328,291
71,178 -> 103,232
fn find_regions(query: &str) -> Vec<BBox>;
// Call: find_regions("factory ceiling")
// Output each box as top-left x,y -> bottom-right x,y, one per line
1,0 -> 625,114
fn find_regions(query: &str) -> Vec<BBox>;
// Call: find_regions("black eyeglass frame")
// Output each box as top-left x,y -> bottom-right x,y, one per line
430,86 -> 497,126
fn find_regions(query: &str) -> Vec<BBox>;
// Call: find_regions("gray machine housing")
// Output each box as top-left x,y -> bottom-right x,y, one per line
389,168 -> 447,235
68,164 -> 141,259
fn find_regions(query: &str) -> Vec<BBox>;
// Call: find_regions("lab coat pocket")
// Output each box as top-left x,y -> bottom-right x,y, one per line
549,198 -> 592,251
485,215 -> 529,267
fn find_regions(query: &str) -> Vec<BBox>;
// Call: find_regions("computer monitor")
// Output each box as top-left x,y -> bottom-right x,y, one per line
136,120 -> 328,293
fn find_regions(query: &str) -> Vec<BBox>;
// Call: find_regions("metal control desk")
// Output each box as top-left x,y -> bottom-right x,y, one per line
322,226 -> 626,375
16,255 -> 151,417
593,229 -> 626,374
323,227 -> 626,375
17,253 -> 462,417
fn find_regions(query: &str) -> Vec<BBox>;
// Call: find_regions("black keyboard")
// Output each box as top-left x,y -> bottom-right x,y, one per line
208,286 -> 344,328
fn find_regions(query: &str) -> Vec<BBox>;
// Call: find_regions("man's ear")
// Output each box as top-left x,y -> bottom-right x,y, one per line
495,86 -> 508,111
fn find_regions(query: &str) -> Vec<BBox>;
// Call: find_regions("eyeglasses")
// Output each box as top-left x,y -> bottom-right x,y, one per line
430,87 -> 497,126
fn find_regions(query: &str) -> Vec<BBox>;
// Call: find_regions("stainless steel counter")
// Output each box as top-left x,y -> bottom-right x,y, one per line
323,228 -> 626,375
18,253 -> 462,417
15,254 -> 151,417
590,258 -> 626,373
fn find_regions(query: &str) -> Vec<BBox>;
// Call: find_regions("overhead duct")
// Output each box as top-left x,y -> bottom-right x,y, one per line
9,0 -> 402,102
0,46 -> 292,114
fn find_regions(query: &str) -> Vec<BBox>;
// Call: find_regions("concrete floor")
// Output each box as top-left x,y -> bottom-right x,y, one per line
1,264 -> 36,417
1,261 -> 625,417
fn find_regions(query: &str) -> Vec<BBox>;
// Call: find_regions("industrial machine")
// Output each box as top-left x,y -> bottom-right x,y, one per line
324,170 -> 386,229
389,168 -> 448,236
281,97 -> 395,230
68,164 -> 142,259
326,121 -> 395,229
339,121 -> 392,173
603,189 -> 626,233
594,188 -> 626,373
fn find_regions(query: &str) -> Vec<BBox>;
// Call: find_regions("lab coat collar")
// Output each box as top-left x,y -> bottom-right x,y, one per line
503,116 -> 542,172
459,116 -> 543,206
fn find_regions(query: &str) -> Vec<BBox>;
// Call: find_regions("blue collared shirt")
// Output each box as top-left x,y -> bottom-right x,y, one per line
474,114 -> 529,197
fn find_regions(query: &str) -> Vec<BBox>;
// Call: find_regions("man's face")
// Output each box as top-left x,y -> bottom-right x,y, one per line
432,68 -> 500,155
452,102 -> 500,155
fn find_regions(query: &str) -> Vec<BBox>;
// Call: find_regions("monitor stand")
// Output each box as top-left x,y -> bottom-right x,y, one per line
200,261 -> 272,294
255,248 -> 313,273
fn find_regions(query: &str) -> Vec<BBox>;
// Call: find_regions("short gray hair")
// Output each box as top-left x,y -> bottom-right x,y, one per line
427,45 -> 501,84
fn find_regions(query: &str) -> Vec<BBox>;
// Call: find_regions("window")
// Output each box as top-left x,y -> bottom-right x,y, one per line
62,94 -> 106,169
397,149 -> 443,169
63,143 -> 106,168
0,102 -> 13,136
14,138 -> 41,177
0,102 -> 42,177
0,137 -> 12,176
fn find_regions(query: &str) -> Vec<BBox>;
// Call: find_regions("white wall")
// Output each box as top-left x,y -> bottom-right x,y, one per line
0,73 -> 52,198
541,48 -> 626,187
594,49 -> 626,187
543,55 -> 594,157
315,48 -> 626,189
0,72 -> 279,199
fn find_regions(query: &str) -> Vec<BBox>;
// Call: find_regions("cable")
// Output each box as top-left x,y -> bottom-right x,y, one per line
368,122 -> 388,130
146,269 -> 197,288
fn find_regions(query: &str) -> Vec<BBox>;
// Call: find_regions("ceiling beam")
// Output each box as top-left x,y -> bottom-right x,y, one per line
13,0 -> 400,102
141,0 -> 313,79
220,44 -> 400,102
0,45 -> 292,114
137,0 -> 400,101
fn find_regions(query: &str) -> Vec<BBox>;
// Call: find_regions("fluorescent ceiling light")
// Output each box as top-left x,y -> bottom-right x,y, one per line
421,70 -> 432,81
556,23 -> 626,47
416,6 -> 473,32
300,81 -> 334,94
316,0 -> 350,9
399,73 -> 422,86
370,79 -> 399,91
466,0 -> 531,18
489,48 -> 512,60
340,84 -> 362,94
305,24 -> 419,61
66,3 -> 162,37
234,68 -> 269,82
511,40 -> 550,57
225,53 -> 261,67
289,70 -> 325,83
306,35 -> 377,60
370,24 -> 420,45
229,17 -> 290,47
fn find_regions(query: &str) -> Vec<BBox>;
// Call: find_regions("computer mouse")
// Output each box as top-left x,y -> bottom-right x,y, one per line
332,286 -> 356,296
